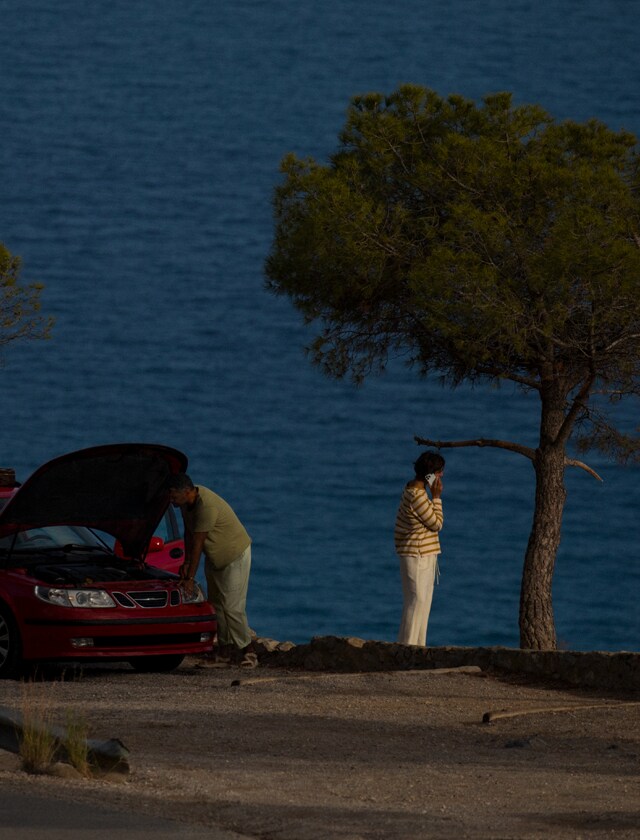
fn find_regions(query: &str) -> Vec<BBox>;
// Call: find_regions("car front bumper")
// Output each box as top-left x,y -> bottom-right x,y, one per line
19,610 -> 217,661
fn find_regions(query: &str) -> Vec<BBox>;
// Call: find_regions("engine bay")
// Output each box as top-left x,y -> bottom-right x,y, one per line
0,551 -> 176,585
31,558 -> 175,585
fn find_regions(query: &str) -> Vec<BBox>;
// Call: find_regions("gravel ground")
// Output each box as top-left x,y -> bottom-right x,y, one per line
0,657 -> 639,839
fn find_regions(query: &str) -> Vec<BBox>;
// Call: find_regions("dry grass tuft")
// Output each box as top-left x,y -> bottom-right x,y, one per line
18,681 -> 56,774
63,710 -> 90,776
18,679 -> 91,776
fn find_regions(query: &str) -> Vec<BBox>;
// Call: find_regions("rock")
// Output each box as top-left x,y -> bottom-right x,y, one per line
86,737 -> 130,775
252,636 -> 640,692
255,637 -> 280,653
48,762 -> 84,779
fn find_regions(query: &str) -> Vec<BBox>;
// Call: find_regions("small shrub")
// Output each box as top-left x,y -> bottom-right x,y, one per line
18,682 -> 56,774
63,710 -> 90,776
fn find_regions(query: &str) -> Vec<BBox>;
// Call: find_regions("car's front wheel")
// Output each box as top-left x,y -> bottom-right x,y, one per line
127,654 -> 185,673
0,604 -> 22,679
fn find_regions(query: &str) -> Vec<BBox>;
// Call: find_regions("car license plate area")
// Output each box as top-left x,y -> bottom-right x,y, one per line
90,631 -> 205,648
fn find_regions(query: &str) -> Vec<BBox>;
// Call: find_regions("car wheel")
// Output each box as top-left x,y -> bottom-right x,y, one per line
127,654 -> 185,673
0,604 -> 22,679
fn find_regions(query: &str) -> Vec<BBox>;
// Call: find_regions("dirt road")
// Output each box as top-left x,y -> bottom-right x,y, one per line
0,658 -> 638,839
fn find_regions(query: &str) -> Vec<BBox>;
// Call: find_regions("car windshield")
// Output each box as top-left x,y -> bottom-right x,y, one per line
0,525 -> 109,552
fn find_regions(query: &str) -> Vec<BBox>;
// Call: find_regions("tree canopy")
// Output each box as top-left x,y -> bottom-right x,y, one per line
1,242 -> 52,362
266,86 -> 640,649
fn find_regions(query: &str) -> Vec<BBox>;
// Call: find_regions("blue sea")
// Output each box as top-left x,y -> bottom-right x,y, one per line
1,0 -> 638,651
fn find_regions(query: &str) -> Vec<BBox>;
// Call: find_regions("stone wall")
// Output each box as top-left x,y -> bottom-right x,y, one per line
255,636 -> 640,694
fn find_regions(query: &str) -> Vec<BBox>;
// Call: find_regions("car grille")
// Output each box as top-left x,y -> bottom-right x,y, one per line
126,591 -> 168,608
113,590 -> 184,608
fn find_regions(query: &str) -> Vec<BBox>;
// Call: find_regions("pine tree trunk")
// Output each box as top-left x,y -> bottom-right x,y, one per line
519,387 -> 569,650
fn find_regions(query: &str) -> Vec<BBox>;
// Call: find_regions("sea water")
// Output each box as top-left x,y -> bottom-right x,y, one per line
0,0 -> 638,650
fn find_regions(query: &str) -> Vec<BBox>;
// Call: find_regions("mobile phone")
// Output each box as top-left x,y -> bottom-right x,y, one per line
426,473 -> 436,487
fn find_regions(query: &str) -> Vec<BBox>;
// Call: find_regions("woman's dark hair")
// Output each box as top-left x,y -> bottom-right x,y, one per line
413,451 -> 445,479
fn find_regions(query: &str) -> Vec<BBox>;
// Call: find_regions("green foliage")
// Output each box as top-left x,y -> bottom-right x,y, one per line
266,86 -> 640,461
0,242 -> 53,361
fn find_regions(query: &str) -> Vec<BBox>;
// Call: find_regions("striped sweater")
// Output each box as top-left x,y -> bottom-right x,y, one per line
394,484 -> 444,556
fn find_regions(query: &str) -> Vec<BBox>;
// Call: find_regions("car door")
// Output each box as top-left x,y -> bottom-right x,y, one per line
144,506 -> 185,574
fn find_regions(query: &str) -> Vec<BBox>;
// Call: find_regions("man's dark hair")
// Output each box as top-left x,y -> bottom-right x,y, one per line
413,451 -> 445,479
168,473 -> 195,492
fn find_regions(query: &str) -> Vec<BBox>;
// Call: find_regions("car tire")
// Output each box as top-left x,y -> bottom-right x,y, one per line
0,603 -> 22,679
127,654 -> 185,673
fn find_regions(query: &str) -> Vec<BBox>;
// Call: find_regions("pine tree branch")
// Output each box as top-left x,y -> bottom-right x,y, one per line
414,435 -> 536,460
414,436 -> 603,480
556,374 -> 595,447
564,458 -> 603,481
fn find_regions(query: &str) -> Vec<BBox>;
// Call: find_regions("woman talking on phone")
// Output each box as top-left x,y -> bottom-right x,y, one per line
394,451 -> 445,646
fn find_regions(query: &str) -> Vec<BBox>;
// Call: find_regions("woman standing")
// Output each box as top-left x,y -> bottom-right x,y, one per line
395,451 -> 445,646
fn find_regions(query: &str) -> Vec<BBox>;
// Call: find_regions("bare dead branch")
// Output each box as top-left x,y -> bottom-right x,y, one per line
414,435 -> 536,460
603,332 -> 640,354
482,700 -> 637,723
414,437 -> 603,480
564,457 -> 603,481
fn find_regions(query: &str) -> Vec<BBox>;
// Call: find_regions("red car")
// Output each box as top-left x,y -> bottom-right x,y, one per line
142,504 -> 186,574
0,444 -> 216,678
112,501 -> 186,575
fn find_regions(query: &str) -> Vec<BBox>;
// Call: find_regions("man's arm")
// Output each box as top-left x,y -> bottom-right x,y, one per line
179,530 -> 207,582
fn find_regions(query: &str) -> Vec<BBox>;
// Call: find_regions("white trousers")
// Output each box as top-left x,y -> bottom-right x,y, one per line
397,553 -> 439,646
205,546 -> 252,650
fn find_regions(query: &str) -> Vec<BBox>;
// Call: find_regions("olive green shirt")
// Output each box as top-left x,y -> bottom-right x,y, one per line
180,486 -> 251,569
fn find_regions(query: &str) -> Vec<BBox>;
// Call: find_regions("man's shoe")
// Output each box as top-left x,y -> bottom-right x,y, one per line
239,649 -> 259,668
195,649 -> 232,668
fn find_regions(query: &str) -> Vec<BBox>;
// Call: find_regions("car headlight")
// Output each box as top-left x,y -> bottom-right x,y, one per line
180,583 -> 206,604
34,586 -> 116,608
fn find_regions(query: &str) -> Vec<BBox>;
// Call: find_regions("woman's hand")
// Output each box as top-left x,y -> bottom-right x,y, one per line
431,475 -> 443,499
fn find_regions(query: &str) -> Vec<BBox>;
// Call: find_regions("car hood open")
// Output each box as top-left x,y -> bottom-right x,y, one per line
0,444 -> 188,558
